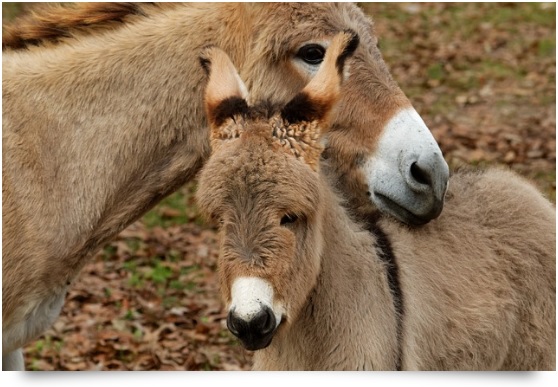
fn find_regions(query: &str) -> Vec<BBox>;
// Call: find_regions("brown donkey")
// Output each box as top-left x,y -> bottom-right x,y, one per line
2,3 -> 449,369
197,32 -> 556,370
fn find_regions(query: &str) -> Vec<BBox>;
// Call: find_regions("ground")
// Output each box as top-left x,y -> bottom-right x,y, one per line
2,3 -> 555,370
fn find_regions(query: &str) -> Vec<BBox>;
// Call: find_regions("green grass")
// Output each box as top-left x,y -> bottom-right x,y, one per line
142,191 -> 190,228
142,182 -> 204,229
2,2 -> 26,22
484,3 -> 555,27
476,60 -> 523,81
161,296 -> 179,308
125,238 -> 142,253
132,327 -> 143,342
180,264 -> 201,275
103,287 -> 112,298
128,273 -> 144,288
427,63 -> 445,81
169,279 -> 187,290
148,260 -> 173,284
26,336 -> 64,369
532,170 -> 556,203
441,3 -> 555,36
538,38 -> 556,58
123,309 -> 136,320
122,254 -> 203,303
122,260 -> 137,273
101,245 -> 117,260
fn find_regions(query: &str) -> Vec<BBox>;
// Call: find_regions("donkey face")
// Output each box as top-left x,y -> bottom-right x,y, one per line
245,3 -> 449,225
197,31 -> 357,350
198,132 -> 325,350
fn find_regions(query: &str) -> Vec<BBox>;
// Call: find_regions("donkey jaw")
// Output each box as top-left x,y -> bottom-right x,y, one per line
365,107 -> 449,225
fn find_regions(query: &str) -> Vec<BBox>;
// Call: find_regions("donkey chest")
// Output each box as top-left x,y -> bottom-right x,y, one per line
255,305 -> 398,370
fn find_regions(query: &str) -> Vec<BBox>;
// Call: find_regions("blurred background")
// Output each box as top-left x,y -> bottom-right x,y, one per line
2,2 -> 555,370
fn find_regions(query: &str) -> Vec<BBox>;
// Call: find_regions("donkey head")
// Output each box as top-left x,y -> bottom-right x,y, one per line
244,3 -> 449,225
197,31 -> 358,350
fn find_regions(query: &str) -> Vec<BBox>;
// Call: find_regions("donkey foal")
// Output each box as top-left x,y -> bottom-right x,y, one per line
197,32 -> 556,370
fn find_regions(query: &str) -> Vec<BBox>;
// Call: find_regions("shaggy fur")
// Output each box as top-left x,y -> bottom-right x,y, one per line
197,33 -> 556,370
3,3 -> 423,369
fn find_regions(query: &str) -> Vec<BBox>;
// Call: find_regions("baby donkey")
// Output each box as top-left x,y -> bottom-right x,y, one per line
196,31 -> 556,370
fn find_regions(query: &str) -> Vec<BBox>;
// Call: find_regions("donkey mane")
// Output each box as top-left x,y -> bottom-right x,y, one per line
2,2 -> 176,50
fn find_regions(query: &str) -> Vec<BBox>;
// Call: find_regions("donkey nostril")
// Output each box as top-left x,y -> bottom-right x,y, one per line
227,310 -> 244,337
254,307 -> 276,335
410,162 -> 432,186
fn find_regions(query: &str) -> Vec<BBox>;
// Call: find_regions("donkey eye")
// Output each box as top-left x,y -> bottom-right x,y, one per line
280,214 -> 299,226
296,44 -> 325,65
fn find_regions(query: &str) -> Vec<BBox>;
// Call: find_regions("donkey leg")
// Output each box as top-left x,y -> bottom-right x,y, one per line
2,348 -> 24,371
2,289 -> 67,371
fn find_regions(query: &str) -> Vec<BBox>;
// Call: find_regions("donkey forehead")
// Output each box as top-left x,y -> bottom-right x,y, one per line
219,113 -> 324,169
269,3 -> 371,35
255,3 -> 373,56
205,136 -> 322,212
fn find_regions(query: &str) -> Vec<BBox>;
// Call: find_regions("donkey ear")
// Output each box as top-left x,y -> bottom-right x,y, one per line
281,30 -> 359,126
199,47 -> 250,131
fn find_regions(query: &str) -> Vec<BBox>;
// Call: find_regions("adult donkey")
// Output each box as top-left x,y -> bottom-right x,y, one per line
2,3 -> 448,370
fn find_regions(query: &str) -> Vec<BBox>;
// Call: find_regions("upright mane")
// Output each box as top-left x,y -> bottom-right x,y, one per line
2,2 -> 176,50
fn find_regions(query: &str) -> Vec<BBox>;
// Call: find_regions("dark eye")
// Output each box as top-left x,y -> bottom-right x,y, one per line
280,214 -> 299,226
296,44 -> 325,65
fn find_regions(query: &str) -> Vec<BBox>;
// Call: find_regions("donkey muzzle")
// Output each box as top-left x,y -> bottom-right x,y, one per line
227,306 -> 277,351
364,107 -> 450,226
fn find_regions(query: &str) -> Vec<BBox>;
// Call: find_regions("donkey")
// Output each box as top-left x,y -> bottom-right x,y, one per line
196,31 -> 556,370
2,3 -> 449,370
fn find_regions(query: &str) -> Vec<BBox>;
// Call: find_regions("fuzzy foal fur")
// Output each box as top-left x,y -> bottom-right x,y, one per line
197,32 -> 556,370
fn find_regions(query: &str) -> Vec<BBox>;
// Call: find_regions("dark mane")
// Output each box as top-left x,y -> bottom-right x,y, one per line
250,98 -> 334,123
2,2 -> 176,51
250,99 -> 283,120
209,98 -> 285,127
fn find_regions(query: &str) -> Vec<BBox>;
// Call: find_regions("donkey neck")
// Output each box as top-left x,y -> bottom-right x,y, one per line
2,4 -> 252,286
254,177 -> 400,370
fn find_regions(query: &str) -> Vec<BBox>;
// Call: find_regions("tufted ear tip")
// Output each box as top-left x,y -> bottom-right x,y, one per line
202,46 -> 249,104
343,29 -> 360,53
201,46 -> 251,151
208,96 -> 250,128
199,45 -> 222,76
334,30 -> 359,76
199,57 -> 210,76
